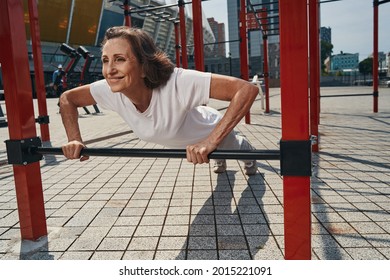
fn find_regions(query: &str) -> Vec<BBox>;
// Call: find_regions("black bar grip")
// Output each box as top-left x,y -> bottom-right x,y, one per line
34,147 -> 280,160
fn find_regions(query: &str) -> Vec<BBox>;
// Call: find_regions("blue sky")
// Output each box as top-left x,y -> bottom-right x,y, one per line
202,0 -> 390,61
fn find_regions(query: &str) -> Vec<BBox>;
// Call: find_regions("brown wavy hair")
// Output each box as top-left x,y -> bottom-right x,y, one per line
101,26 -> 175,89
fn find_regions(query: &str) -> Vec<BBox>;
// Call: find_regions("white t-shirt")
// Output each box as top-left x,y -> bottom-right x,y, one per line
90,67 -> 223,148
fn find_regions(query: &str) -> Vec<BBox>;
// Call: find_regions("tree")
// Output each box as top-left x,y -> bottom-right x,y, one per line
359,57 -> 373,76
321,40 -> 333,73
359,57 -> 373,84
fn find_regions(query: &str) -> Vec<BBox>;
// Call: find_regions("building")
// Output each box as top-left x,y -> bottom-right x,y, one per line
227,0 -> 280,79
207,18 -> 226,57
387,52 -> 390,77
320,27 -> 332,44
331,51 -> 359,72
373,52 -> 387,74
368,51 -> 388,77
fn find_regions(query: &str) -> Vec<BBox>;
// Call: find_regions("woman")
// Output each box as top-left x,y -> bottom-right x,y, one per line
60,26 -> 259,175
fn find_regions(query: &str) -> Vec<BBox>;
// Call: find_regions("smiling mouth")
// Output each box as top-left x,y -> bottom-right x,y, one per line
108,77 -> 124,83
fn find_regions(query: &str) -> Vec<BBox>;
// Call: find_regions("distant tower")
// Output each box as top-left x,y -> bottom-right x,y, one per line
227,0 -> 280,78
207,17 -> 226,57
320,27 -> 332,44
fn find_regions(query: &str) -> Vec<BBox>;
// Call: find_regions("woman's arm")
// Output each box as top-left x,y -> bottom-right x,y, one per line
186,74 -> 258,164
59,84 -> 97,161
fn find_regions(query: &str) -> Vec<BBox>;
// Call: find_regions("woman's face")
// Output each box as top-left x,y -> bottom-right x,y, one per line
101,37 -> 145,93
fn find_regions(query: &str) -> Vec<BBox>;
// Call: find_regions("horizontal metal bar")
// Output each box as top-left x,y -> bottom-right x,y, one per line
188,39 -> 241,47
128,0 -> 210,14
0,115 -> 50,128
250,0 -> 279,6
33,147 -> 280,160
319,0 -> 342,4
320,93 -> 373,98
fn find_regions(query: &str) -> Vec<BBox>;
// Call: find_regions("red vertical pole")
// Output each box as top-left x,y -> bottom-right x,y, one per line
279,0 -> 311,260
124,0 -> 132,27
240,0 -> 250,124
373,1 -> 379,113
309,0 -> 320,152
174,22 -> 181,67
0,0 -> 47,240
260,8 -> 270,114
178,0 -> 188,68
28,0 -> 50,142
192,0 -> 204,71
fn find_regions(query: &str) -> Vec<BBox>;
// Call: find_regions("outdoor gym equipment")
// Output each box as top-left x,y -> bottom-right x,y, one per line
1,0 -> 313,260
5,136 -> 311,177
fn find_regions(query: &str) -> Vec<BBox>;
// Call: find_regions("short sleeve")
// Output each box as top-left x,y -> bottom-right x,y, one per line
175,68 -> 211,110
89,79 -> 118,111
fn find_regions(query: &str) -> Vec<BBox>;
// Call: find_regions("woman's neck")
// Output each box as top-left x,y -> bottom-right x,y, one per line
124,86 -> 153,113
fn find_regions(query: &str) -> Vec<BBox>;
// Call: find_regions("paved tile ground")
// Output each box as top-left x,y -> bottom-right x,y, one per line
0,86 -> 389,260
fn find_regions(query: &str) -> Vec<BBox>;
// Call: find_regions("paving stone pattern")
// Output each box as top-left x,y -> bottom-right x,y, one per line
0,86 -> 389,260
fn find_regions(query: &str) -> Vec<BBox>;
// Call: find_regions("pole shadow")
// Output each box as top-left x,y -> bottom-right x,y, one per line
19,236 -> 54,260
177,169 -> 270,260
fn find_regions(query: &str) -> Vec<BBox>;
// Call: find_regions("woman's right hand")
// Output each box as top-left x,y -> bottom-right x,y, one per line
62,140 -> 89,161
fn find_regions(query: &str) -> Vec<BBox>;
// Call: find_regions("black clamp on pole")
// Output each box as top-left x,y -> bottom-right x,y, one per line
0,115 -> 50,128
5,137 -> 43,165
178,0 -> 185,7
124,9 -> 131,16
280,140 -> 312,176
35,115 -> 50,125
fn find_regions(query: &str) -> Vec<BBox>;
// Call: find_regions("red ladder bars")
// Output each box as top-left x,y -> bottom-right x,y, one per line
280,0 -> 312,259
0,0 -> 47,240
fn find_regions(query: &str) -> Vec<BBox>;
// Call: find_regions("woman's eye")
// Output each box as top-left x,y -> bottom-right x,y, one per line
115,57 -> 125,62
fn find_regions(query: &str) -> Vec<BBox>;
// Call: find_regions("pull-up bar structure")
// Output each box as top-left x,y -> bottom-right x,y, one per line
309,0 -> 320,153
246,0 -> 280,114
5,138 -> 281,163
279,0 -> 312,260
0,0 -> 48,240
27,0 -> 50,142
1,0 -> 313,260
373,0 -> 390,113
319,0 -> 388,113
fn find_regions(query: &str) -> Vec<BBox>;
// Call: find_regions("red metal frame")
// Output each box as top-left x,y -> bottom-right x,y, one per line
174,22 -> 181,67
309,0 -> 320,152
239,0 -> 251,124
124,0 -> 132,27
279,0 -> 312,260
0,0 -> 47,240
79,52 -> 94,85
178,0 -> 188,68
260,8 -> 270,114
28,0 -> 50,142
373,3 -> 379,113
192,0 -> 204,71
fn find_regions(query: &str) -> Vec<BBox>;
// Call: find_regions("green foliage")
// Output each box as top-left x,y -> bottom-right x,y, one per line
359,57 -> 373,75
321,40 -> 333,73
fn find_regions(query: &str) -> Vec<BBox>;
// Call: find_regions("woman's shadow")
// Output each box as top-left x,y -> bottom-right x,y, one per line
177,169 -> 270,260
